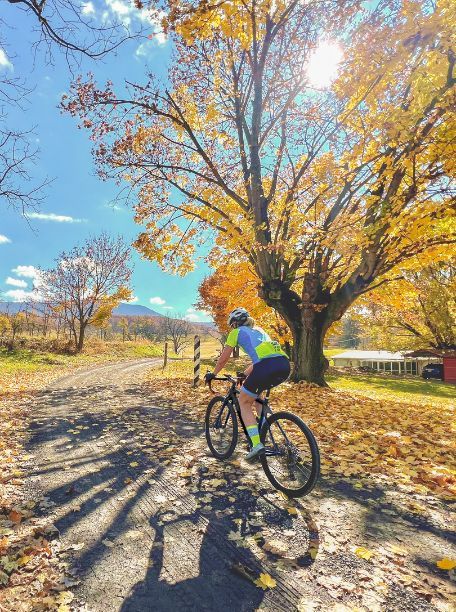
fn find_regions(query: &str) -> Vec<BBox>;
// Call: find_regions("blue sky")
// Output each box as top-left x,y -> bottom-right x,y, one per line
0,0 -> 211,322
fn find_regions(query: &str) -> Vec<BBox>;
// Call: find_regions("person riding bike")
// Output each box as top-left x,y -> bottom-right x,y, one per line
205,307 -> 291,461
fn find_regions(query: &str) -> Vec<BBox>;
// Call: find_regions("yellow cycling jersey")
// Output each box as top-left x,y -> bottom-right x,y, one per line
225,325 -> 288,364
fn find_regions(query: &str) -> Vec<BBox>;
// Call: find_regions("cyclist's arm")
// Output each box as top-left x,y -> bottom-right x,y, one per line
213,346 -> 233,376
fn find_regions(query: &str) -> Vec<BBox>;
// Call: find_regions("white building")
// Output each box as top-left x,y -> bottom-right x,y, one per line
332,350 -> 439,375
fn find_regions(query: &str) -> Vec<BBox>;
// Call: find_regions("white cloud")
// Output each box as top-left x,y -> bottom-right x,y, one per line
12,265 -> 40,279
150,296 -> 166,305
7,266 -> 45,301
135,35 -> 165,58
162,306 -> 174,310
103,202 -> 124,212
0,234 -> 11,244
104,0 -> 131,25
28,212 -> 85,223
6,277 -> 27,288
0,49 -> 13,72
185,313 -> 202,322
81,1 -> 96,16
100,1 -> 167,48
186,307 -> 196,313
4,289 -> 39,302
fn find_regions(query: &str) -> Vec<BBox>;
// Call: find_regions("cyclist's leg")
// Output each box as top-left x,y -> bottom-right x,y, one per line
238,389 -> 259,429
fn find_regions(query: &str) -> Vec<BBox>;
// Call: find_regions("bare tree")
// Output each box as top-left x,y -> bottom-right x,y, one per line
1,1 -> 146,212
42,234 -> 132,352
0,127 -> 51,212
166,314 -> 191,355
4,0 -> 140,63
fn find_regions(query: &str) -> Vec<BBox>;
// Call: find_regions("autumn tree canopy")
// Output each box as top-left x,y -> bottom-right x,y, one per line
197,262 -> 292,347
355,256 -> 456,352
65,0 -> 456,383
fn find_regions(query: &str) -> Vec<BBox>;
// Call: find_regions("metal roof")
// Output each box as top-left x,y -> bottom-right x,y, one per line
332,350 -> 407,361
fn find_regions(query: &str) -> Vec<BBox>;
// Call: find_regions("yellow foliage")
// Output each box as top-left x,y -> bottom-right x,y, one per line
146,361 -> 456,499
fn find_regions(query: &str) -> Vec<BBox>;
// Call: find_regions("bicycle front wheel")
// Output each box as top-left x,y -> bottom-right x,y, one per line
260,411 -> 320,497
205,395 -> 238,460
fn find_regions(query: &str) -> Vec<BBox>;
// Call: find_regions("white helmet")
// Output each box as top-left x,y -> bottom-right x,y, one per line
227,307 -> 249,328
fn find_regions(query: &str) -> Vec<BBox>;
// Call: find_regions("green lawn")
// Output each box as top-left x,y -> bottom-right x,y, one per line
327,371 -> 455,405
0,342 -> 162,376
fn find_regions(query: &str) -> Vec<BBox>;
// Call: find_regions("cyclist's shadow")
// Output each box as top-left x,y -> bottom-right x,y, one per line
120,503 -> 266,612
120,481 -> 319,612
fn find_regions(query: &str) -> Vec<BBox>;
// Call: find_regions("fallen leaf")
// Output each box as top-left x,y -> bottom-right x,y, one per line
102,539 -> 115,548
17,555 -> 32,567
129,461 -> 139,467
436,558 -> 456,570
254,572 -> 277,590
8,510 -> 22,524
354,546 -> 374,560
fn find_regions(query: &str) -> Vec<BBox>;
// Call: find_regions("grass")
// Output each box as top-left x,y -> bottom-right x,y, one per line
0,341 -> 162,377
327,371 -> 455,406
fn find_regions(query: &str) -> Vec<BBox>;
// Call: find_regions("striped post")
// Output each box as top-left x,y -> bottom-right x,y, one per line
193,334 -> 201,388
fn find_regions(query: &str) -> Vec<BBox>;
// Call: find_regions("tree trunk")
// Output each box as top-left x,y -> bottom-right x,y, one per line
76,324 -> 86,352
291,323 -> 328,386
260,277 -> 332,385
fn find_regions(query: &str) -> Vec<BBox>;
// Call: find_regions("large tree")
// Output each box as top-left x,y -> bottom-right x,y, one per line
197,262 -> 292,346
355,256 -> 456,352
42,234 -> 132,351
65,0 -> 455,383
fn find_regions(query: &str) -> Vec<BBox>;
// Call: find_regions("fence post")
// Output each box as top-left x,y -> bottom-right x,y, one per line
163,341 -> 168,368
193,334 -> 201,388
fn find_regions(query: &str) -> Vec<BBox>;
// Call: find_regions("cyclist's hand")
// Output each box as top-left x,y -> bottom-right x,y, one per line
204,372 -> 216,384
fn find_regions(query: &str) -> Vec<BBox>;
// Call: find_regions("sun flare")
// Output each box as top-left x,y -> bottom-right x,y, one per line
307,40 -> 344,88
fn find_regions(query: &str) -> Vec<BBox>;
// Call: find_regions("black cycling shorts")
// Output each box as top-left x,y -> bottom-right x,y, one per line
242,356 -> 290,397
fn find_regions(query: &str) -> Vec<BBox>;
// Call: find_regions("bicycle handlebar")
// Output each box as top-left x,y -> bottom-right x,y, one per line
205,373 -> 245,393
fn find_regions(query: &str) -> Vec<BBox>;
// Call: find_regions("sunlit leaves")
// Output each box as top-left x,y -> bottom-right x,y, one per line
436,558 -> 456,571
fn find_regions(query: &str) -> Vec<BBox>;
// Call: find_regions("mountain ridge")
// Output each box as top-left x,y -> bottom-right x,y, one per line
0,301 -> 162,318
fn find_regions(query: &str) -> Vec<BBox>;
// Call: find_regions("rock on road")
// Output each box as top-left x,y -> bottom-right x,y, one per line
27,360 -> 454,612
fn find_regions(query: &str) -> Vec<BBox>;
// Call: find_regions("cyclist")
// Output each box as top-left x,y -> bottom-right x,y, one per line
205,307 -> 290,461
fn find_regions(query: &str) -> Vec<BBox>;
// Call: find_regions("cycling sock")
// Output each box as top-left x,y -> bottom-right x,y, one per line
247,425 -> 260,447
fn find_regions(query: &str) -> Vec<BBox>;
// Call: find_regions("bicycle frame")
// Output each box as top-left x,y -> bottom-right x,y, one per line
208,376 -> 290,457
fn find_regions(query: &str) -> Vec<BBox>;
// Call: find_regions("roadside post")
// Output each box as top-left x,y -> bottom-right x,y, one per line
163,341 -> 168,368
193,335 -> 200,387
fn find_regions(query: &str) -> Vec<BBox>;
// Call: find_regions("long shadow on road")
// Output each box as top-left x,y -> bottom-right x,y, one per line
27,382 -> 318,610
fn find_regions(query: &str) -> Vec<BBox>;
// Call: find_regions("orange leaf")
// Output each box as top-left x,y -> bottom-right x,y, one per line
9,510 -> 22,524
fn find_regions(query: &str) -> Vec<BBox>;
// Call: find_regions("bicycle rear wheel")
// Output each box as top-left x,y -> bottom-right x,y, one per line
260,411 -> 320,497
205,395 -> 238,460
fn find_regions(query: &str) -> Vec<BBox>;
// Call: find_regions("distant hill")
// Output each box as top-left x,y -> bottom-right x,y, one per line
112,303 -> 163,317
0,301 -> 28,314
0,301 -> 163,318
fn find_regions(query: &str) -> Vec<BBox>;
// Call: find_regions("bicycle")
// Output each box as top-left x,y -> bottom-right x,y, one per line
205,373 -> 320,497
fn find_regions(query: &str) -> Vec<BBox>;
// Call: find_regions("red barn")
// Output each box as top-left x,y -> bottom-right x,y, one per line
443,354 -> 456,384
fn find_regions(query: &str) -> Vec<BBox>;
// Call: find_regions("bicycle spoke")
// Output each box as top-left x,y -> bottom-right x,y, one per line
207,400 -> 236,456
262,416 -> 317,493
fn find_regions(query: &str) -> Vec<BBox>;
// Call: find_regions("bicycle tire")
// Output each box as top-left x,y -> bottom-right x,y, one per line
205,395 -> 238,460
260,410 -> 320,497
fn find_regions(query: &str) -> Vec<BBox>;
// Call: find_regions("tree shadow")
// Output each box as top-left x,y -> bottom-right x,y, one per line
27,382 -> 319,610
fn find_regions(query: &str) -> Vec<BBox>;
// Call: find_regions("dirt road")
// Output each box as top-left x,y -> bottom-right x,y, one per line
27,360 -> 455,611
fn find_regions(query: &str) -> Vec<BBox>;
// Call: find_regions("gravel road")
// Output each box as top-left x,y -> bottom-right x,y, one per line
27,359 -> 455,611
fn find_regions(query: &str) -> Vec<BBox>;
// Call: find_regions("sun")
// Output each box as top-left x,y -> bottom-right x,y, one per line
307,40 -> 343,88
